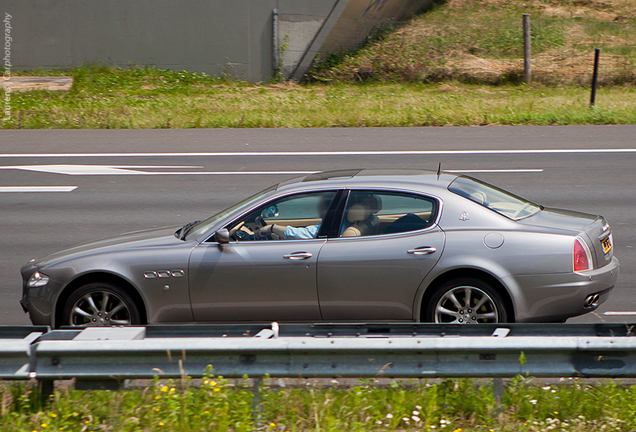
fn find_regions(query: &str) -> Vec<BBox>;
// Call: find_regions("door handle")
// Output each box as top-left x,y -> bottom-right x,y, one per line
283,251 -> 313,260
407,246 -> 437,255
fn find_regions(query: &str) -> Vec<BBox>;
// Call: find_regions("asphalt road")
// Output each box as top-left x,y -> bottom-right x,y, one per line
1,125 -> 635,326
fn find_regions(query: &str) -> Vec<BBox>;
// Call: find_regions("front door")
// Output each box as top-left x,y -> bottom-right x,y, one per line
188,190 -> 338,321
317,190 -> 445,320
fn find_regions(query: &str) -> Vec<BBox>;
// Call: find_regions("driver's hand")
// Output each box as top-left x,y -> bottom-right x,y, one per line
255,225 -> 273,239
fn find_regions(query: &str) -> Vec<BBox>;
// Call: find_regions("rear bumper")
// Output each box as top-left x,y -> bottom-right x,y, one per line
508,256 -> 619,323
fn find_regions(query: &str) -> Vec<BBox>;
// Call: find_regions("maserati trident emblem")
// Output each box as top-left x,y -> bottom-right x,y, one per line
459,212 -> 469,221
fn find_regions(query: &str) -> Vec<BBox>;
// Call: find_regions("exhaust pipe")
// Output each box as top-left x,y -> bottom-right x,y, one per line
584,293 -> 600,309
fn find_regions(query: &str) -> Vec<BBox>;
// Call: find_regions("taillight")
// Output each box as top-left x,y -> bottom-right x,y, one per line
573,238 -> 591,272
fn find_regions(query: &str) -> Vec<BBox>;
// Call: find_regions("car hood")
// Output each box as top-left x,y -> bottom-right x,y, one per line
517,207 -> 599,233
28,226 -> 186,269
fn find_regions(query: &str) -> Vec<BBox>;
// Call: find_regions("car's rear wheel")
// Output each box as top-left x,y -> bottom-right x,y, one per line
425,278 -> 508,324
62,283 -> 141,327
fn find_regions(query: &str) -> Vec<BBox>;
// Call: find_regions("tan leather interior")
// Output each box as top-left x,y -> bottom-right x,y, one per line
263,217 -> 322,228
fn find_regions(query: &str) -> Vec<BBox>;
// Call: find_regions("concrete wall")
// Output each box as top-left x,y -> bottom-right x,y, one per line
4,0 -> 431,82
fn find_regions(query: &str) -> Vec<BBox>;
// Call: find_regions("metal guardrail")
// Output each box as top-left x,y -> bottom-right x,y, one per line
3,323 -> 636,386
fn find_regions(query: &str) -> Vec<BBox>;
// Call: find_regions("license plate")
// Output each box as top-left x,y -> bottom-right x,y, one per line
601,237 -> 612,254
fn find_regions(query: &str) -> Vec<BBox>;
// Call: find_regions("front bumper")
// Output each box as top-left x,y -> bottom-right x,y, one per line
20,263 -> 63,327
509,256 -> 619,323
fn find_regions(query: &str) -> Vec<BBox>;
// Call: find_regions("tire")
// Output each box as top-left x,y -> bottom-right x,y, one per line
424,278 -> 508,324
62,282 -> 141,327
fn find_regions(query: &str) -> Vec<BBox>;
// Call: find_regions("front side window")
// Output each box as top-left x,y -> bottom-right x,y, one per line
339,191 -> 438,237
448,176 -> 541,221
226,191 -> 337,241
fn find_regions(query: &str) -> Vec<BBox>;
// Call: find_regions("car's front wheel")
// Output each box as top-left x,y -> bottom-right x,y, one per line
62,282 -> 141,327
424,278 -> 508,324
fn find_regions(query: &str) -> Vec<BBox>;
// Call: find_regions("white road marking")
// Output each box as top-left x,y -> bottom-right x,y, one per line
0,165 -> 540,176
0,186 -> 78,192
603,311 -> 636,316
0,164 -> 315,176
0,148 -> 635,158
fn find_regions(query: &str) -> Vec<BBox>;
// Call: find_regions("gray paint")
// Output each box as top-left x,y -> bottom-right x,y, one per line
5,0 -> 430,82
20,169 -> 618,327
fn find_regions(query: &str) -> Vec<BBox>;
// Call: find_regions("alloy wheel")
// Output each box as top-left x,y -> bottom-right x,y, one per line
69,291 -> 132,326
434,286 -> 499,324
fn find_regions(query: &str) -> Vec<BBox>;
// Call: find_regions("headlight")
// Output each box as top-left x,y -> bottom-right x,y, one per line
28,272 -> 50,288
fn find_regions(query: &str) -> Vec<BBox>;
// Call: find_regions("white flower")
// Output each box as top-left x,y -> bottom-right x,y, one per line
542,385 -> 551,390
415,405 -> 422,409
386,413 -> 393,419
530,399 -> 537,405
412,415 -> 421,422
403,417 -> 410,422
413,410 -> 420,415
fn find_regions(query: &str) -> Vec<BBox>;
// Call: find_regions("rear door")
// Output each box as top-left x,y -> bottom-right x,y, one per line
317,190 -> 445,320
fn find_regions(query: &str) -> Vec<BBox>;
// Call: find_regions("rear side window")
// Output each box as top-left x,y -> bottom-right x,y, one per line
339,191 -> 438,237
448,176 -> 541,221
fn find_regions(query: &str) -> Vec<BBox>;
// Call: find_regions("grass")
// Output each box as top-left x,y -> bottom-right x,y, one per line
2,372 -> 636,431
1,66 -> 635,129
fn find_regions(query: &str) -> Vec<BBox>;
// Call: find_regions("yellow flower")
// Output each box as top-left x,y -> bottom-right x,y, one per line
554,411 -> 559,414
155,408 -> 160,412
159,422 -> 165,426
204,410 -> 211,415
270,423 -> 276,428
169,387 -> 175,392
213,387 -> 221,392
49,413 -> 58,418
72,412 -> 79,417
209,380 -> 217,386
155,395 -> 162,400
41,424 -> 48,428
161,386 -> 169,392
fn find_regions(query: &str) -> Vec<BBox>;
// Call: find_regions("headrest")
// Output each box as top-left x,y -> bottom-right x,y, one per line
364,195 -> 382,214
347,203 -> 371,223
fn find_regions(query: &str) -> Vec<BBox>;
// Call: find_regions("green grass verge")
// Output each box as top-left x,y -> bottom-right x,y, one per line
2,373 -> 636,431
1,67 -> 635,129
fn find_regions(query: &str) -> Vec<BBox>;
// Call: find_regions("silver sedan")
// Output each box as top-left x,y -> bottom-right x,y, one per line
20,169 -> 619,327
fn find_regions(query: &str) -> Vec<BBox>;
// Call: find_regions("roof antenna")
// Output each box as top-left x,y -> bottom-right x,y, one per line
437,162 -> 442,180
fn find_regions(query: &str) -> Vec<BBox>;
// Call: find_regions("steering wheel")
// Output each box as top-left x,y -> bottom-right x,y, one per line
229,221 -> 245,236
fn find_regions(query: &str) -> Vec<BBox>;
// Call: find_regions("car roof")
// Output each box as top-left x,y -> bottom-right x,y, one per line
276,169 -> 459,194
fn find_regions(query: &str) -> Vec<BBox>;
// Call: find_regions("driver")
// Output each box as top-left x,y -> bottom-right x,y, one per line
255,194 -> 333,240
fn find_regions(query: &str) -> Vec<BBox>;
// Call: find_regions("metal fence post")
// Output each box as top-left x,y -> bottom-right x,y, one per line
272,9 -> 279,80
523,14 -> 531,84
590,47 -> 601,108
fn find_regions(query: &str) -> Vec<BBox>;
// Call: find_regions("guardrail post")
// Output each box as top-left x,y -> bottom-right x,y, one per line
492,378 -> 504,416
252,377 -> 264,430
39,379 -> 54,408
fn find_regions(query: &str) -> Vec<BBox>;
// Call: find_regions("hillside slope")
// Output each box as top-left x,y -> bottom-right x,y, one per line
309,0 -> 636,85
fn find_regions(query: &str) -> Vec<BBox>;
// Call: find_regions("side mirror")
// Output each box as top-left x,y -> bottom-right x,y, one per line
214,228 -> 230,244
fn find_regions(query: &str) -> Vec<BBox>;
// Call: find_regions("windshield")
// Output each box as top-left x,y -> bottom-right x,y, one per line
448,176 -> 542,221
184,185 -> 277,240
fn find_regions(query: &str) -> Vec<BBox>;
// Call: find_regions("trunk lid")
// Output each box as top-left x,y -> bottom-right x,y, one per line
519,207 -> 613,269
